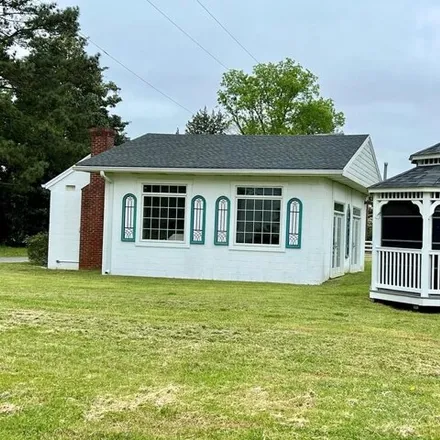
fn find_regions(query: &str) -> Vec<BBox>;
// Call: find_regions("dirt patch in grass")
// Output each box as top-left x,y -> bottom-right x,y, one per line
0,403 -> 21,415
85,385 -> 181,421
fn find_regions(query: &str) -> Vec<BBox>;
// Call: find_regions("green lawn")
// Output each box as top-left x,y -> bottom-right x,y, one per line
0,246 -> 27,258
0,264 -> 439,439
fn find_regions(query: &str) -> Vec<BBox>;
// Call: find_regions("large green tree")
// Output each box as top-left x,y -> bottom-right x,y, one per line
185,106 -> 229,134
0,0 -> 127,244
218,58 -> 345,135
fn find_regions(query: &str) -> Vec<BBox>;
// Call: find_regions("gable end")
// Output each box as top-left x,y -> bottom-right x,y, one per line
342,137 -> 382,189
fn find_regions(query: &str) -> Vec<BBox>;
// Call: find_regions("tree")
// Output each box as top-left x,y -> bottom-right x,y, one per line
217,58 -> 345,135
0,0 -> 128,244
185,106 -> 229,134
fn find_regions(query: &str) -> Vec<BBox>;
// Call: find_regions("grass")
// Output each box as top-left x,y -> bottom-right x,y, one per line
1,264 -> 440,439
0,246 -> 27,258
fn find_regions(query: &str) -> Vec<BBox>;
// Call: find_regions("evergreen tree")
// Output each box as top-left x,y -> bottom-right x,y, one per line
185,106 -> 229,134
0,0 -> 127,244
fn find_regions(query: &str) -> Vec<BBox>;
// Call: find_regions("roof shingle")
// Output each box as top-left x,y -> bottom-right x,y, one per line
370,165 -> 440,189
77,133 -> 369,171
410,142 -> 440,159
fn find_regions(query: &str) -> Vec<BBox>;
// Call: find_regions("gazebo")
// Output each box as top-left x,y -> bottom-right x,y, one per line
369,142 -> 440,307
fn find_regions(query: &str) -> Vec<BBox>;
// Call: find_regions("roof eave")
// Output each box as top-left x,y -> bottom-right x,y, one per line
72,165 -> 344,176
369,186 -> 439,193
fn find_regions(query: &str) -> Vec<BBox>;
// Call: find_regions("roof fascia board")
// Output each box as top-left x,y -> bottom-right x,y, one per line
73,166 -> 343,176
369,187 -> 438,193
410,154 -> 440,161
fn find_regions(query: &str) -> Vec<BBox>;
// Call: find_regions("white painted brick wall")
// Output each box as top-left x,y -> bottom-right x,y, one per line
102,174 -> 367,284
47,171 -> 90,270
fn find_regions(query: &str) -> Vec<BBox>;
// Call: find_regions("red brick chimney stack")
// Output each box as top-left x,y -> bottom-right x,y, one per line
79,127 -> 115,270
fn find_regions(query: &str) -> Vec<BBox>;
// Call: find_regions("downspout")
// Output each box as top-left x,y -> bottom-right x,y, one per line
100,171 -> 114,274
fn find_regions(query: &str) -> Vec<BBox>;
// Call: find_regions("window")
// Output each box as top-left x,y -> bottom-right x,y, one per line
381,201 -> 422,249
215,197 -> 230,245
121,194 -> 137,242
190,196 -> 206,244
286,198 -> 302,249
142,185 -> 186,241
235,186 -> 282,246
334,202 -> 344,213
345,205 -> 351,258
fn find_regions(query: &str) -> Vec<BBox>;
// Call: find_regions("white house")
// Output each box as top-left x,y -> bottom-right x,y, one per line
44,129 -> 381,284
369,142 -> 440,307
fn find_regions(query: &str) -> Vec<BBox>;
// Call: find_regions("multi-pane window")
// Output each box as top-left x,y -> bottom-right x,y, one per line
121,194 -> 137,242
286,198 -> 302,249
142,185 -> 186,241
190,196 -> 206,244
215,196 -> 230,245
235,187 -> 282,246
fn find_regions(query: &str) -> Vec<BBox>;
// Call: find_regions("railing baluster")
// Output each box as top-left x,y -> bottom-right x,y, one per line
412,253 -> 416,289
391,251 -> 395,286
434,255 -> 440,290
404,252 -> 407,288
385,250 -> 388,285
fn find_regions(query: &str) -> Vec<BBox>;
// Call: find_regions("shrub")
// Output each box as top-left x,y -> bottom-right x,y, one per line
26,232 -> 48,266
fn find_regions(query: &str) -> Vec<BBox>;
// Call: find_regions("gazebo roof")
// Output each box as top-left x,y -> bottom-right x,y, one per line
370,164 -> 440,189
410,142 -> 440,160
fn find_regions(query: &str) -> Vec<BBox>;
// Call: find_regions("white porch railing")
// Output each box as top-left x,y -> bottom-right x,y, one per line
429,252 -> 440,292
376,247 -> 422,293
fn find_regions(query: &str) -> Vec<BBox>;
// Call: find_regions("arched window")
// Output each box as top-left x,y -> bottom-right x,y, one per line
286,198 -> 302,249
214,196 -> 230,245
190,196 -> 206,244
121,194 -> 137,242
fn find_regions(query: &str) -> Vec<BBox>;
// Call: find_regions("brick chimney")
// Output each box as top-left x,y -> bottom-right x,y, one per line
79,127 -> 115,270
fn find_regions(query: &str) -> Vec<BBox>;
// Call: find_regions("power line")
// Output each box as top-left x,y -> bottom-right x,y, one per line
142,0 -> 228,70
79,32 -> 193,114
195,0 -> 259,64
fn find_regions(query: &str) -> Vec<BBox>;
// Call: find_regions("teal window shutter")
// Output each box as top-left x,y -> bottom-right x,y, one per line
121,193 -> 137,242
214,196 -> 230,245
190,196 -> 206,244
286,198 -> 302,249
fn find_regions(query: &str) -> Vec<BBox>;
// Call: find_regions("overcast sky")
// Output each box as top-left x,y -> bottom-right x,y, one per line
57,0 -> 440,177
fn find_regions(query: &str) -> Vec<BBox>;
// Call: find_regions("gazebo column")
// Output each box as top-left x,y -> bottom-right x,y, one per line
420,193 -> 432,297
371,195 -> 382,291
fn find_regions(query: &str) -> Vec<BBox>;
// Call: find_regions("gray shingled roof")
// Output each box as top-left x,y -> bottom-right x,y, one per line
410,142 -> 440,159
77,133 -> 369,170
370,165 -> 440,189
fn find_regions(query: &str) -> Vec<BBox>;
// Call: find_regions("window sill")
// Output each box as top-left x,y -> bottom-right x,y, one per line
229,245 -> 286,254
135,241 -> 190,249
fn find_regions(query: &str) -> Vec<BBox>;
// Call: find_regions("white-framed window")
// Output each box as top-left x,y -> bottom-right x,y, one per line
235,186 -> 282,246
141,184 -> 187,242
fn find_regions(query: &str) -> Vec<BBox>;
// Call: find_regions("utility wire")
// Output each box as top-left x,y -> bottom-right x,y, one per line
195,0 -> 259,64
142,0 -> 228,70
80,32 -> 193,114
